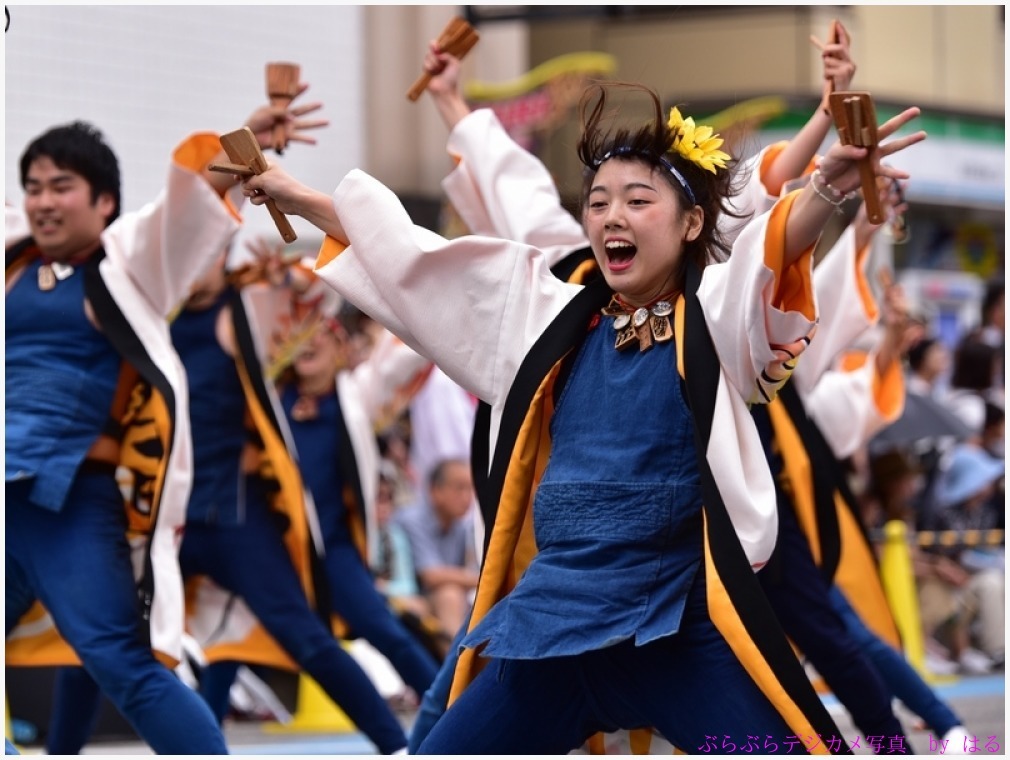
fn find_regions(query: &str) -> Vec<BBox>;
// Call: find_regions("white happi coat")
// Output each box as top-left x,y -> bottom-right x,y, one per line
313,168 -> 818,570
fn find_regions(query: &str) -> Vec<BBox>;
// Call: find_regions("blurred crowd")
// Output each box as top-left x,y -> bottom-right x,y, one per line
855,277 -> 1004,675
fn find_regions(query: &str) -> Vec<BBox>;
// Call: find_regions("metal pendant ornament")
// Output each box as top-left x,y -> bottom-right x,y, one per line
602,296 -> 674,352
290,394 -> 319,422
37,263 -> 56,291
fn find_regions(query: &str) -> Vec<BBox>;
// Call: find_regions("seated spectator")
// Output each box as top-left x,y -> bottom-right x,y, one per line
372,466 -> 450,661
918,443 -> 1005,673
378,424 -> 420,508
394,458 -> 479,641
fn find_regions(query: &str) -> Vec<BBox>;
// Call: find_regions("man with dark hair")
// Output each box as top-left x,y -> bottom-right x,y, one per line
19,120 -> 123,223
395,458 -> 479,642
5,103 -> 301,752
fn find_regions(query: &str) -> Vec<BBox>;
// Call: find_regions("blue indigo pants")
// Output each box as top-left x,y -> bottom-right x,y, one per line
177,480 -> 407,753
322,538 -> 438,696
828,586 -> 962,738
5,474 -> 228,754
759,501 -> 911,754
417,582 -> 805,754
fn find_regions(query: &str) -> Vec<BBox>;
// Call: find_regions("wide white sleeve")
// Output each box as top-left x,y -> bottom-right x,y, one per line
101,133 -> 240,318
803,357 -> 905,459
695,193 -> 819,570
314,169 -> 581,408
441,109 -> 590,268
346,327 -> 434,424
699,196 -> 818,405
793,225 -> 879,396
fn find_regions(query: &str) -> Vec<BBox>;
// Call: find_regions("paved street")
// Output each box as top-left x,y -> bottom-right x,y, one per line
9,672 -> 1002,756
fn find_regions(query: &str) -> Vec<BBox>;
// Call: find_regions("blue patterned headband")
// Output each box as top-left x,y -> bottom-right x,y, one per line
592,146 -> 696,206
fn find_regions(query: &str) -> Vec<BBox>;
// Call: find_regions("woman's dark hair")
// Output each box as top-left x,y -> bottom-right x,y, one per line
980,276 -> 1004,327
575,82 -> 747,292
20,120 -> 121,225
950,338 -> 999,391
906,336 -> 939,373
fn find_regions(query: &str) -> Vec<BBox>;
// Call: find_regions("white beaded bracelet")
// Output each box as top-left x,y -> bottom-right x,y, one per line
810,169 -> 855,212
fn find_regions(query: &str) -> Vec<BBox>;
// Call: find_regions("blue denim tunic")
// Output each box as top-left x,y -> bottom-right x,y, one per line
5,258 -> 119,511
281,385 -> 347,544
462,319 -> 703,659
170,289 -> 247,525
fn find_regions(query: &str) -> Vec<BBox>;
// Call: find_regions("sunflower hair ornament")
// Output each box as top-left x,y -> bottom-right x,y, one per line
666,107 -> 732,174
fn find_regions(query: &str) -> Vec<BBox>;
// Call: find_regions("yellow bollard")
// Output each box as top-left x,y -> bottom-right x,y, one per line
263,673 -> 356,734
878,520 -> 928,678
5,694 -> 17,753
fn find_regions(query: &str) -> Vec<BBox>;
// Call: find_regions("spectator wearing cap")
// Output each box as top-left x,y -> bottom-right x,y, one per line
918,442 -> 1005,672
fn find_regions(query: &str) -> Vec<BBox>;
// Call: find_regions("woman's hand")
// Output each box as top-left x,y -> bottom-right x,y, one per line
853,178 -> 908,251
424,40 -> 462,99
243,162 -> 307,215
244,236 -> 291,287
821,20 -> 856,96
243,164 -> 347,244
244,83 -> 330,153
817,107 -> 927,197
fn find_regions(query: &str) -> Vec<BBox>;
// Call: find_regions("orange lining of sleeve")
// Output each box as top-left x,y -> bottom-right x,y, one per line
759,142 -> 819,198
838,350 -> 868,373
315,236 -> 347,270
173,132 -> 222,173
764,191 -> 816,320
172,132 -> 242,219
759,142 -> 789,196
872,352 -> 905,422
222,194 -> 242,223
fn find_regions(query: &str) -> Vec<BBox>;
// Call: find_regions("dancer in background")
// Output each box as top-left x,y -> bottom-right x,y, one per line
5,104 -> 255,752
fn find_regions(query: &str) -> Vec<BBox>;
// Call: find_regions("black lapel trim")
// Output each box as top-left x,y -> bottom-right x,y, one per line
6,237 -> 36,270
83,251 -> 175,646
230,289 -> 284,435
480,276 -> 612,549
549,246 -> 597,283
777,382 -> 842,581
470,400 -> 493,530
682,261 -> 849,752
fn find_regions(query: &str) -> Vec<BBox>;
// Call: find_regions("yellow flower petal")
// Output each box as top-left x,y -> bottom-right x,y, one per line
665,108 -> 731,173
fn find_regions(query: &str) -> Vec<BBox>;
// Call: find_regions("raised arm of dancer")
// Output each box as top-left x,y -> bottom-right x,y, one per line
424,44 -> 590,262
762,20 -> 856,197
780,107 -> 924,264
